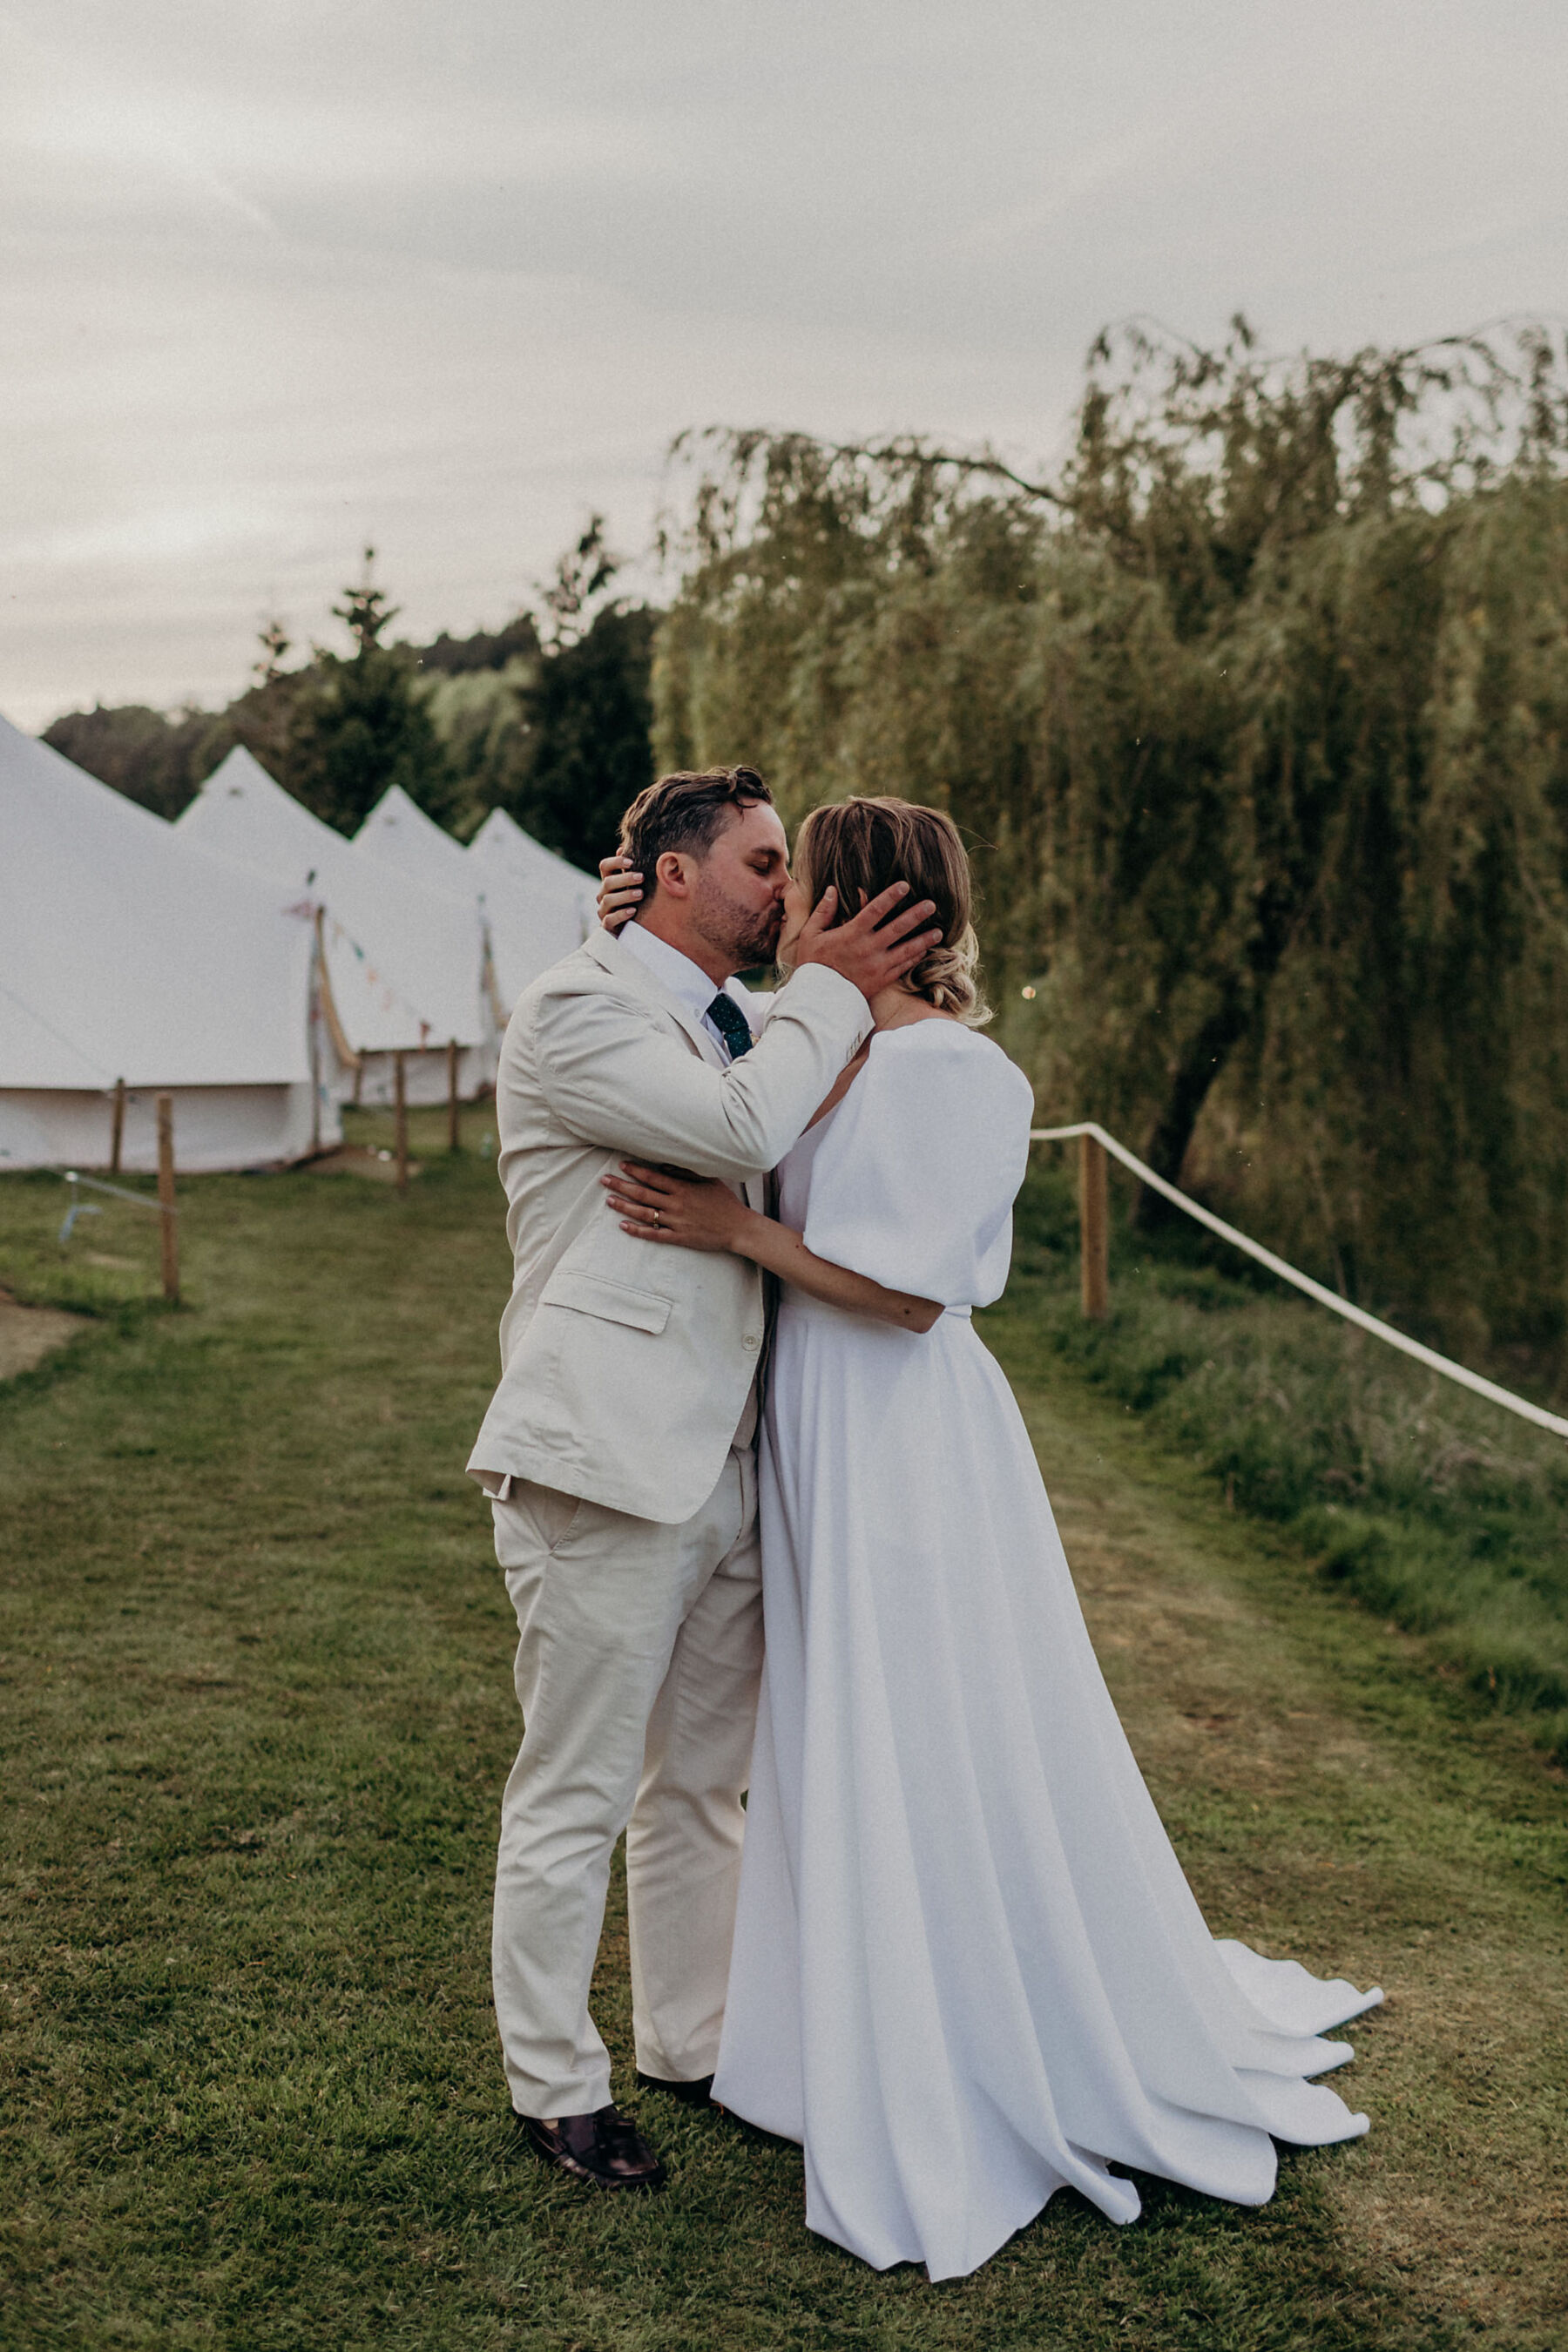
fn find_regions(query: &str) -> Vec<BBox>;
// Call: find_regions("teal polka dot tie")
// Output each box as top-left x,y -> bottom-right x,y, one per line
706,993 -> 754,1060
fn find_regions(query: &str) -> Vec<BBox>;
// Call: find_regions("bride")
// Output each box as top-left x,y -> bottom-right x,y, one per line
597,795 -> 1380,2281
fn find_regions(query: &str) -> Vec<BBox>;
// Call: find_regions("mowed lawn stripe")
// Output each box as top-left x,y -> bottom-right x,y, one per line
2,1119 -> 1564,2351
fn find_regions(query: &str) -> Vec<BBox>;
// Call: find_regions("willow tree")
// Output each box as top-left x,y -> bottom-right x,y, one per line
652,321 -> 1568,1348
1221,473 -> 1568,1344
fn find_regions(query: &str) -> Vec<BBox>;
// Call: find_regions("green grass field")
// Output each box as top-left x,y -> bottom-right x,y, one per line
3,1116 -> 1565,2349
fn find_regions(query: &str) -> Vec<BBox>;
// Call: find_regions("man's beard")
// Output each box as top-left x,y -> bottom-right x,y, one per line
690,874 -> 784,972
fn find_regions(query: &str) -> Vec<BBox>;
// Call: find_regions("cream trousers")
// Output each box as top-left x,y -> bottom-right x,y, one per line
490,1445 -> 763,2119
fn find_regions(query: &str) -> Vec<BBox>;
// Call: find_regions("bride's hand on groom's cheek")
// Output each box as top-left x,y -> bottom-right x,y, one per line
600,1161 -> 744,1252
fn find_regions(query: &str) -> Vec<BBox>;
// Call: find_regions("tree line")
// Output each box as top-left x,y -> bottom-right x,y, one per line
44,518 -> 653,874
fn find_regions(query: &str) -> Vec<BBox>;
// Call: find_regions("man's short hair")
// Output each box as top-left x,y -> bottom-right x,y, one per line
618,767 -> 773,887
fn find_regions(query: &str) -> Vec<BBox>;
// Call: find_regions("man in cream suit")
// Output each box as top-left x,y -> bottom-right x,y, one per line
468,767 -> 938,2189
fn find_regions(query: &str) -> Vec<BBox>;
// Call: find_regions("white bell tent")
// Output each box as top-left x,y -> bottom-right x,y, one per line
466,806 -> 598,1015
0,713 -> 343,1173
356,785 -> 597,1023
355,781 -> 476,896
176,749 -> 496,1105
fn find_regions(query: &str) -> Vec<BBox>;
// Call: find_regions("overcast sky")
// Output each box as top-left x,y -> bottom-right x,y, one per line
3,0 -> 1567,730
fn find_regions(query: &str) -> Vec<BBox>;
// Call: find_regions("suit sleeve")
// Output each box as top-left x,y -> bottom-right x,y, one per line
528,964 -> 872,1179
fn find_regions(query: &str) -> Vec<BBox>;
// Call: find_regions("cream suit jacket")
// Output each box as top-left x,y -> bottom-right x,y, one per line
467,928 -> 872,1524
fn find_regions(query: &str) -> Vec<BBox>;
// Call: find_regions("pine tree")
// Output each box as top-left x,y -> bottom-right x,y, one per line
497,519 -> 655,867
287,549 -> 456,835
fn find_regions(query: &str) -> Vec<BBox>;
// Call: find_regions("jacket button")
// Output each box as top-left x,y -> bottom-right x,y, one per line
742,1333 -> 760,1351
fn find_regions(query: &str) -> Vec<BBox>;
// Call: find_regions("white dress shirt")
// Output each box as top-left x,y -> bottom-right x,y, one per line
616,921 -> 763,1062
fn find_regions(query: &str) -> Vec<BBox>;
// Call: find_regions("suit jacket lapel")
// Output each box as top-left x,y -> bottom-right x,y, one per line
583,928 -> 722,1066
583,931 -> 767,1208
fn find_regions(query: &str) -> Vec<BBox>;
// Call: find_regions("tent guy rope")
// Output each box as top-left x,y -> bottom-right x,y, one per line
59,1089 -> 180,1302
1031,1121 -> 1568,1443
60,1171 -> 180,1216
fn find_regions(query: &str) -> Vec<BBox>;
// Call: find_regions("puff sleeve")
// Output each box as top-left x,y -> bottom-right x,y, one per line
801,1027 -> 1035,1308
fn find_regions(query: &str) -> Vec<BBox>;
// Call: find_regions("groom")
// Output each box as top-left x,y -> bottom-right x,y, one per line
467,766 -> 937,2189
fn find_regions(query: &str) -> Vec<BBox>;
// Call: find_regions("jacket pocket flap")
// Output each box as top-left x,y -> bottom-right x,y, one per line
541,1269 -> 672,1335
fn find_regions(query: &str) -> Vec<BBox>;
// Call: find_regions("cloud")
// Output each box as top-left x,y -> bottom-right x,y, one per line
3,0 -> 1567,727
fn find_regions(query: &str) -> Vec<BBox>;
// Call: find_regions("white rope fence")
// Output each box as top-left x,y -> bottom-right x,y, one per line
1031,1121 -> 1568,1443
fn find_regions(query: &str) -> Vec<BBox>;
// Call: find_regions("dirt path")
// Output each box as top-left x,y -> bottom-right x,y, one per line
995,1339 -> 1568,2344
0,1288 -> 86,1380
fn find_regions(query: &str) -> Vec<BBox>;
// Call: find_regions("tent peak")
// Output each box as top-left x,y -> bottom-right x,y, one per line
356,780 -> 456,848
204,743 -> 279,792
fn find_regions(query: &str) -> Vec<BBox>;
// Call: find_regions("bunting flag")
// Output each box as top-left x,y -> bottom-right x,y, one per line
317,909 -> 452,1044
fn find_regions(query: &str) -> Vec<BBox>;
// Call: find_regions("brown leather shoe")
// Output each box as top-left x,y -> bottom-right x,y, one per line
634,2071 -> 716,2109
521,2105 -> 666,2189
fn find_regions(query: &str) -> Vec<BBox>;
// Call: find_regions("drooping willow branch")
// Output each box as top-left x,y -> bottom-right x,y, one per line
661,316 -> 1568,571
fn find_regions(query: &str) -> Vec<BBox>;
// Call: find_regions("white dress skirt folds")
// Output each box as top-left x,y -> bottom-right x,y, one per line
710,1023 -> 1382,2281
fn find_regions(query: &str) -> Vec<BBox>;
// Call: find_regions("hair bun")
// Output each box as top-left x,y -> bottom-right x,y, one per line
909,923 -> 990,1027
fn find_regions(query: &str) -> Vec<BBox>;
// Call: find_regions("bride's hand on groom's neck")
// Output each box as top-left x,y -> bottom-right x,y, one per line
792,883 -> 941,1002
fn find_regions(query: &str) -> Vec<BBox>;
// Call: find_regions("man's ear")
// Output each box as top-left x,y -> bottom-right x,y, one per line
653,849 -> 695,900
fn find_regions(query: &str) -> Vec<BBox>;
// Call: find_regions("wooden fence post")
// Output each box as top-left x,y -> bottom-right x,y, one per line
110,1077 -> 126,1175
394,1051 -> 409,1193
447,1037 -> 460,1152
156,1092 -> 179,1304
1079,1131 -> 1109,1320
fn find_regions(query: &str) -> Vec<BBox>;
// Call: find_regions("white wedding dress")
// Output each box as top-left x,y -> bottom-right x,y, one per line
710,1021 -> 1382,2281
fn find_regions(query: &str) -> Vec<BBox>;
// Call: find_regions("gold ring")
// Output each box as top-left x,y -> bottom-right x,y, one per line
652,1210 -> 660,1227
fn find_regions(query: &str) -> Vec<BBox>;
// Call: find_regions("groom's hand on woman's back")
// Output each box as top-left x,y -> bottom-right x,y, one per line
793,883 -> 940,1001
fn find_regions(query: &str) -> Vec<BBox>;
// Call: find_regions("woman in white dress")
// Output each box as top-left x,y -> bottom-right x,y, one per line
598,797 -> 1380,2281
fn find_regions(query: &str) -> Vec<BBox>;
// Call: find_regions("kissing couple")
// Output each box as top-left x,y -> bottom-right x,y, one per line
467,766 -> 1381,2282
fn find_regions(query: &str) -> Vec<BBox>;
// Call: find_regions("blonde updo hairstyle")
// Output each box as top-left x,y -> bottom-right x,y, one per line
792,796 -> 991,1027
